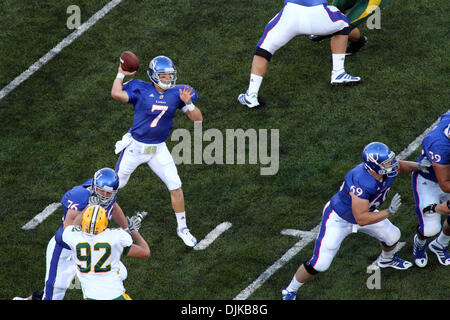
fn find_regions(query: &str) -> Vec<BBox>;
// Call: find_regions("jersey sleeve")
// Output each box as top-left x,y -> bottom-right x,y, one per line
123,79 -> 139,105
429,141 -> 450,165
346,173 -> 373,200
61,187 -> 89,212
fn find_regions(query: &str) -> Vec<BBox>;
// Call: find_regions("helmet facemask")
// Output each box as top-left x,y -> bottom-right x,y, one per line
365,151 -> 399,177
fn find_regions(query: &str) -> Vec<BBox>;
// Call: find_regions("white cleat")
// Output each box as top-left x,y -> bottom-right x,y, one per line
237,91 -> 260,108
330,70 -> 361,86
177,227 -> 198,247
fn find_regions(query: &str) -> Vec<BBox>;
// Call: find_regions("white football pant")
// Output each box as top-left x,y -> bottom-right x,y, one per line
257,3 -> 349,55
412,172 -> 450,237
42,236 -> 77,300
115,139 -> 182,191
308,202 -> 401,272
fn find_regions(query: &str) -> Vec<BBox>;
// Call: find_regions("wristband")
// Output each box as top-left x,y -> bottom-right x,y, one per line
182,103 -> 195,113
116,72 -> 125,80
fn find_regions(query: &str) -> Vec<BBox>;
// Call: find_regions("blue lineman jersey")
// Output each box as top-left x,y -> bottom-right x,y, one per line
285,0 -> 327,6
416,112 -> 450,183
123,79 -> 198,144
54,179 -> 116,248
330,163 -> 396,224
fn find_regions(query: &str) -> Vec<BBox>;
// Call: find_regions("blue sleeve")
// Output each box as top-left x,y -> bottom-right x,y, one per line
346,174 -> 372,200
61,187 -> 89,212
123,79 -> 139,105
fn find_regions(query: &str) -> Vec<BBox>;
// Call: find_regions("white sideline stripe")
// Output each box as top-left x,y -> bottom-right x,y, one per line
194,222 -> 232,250
234,113 -> 445,300
233,225 -> 320,300
21,203 -> 62,230
0,0 -> 124,101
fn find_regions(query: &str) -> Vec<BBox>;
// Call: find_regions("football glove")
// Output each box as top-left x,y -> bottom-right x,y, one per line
126,212 -> 148,233
417,158 -> 432,174
387,193 -> 402,215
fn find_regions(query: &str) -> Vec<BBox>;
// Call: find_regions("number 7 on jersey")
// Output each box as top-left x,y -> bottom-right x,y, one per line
150,104 -> 168,128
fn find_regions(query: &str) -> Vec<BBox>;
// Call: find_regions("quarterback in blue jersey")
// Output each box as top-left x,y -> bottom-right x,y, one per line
238,0 -> 360,108
411,112 -> 450,267
40,168 -> 129,300
111,55 -> 203,247
282,142 -> 431,300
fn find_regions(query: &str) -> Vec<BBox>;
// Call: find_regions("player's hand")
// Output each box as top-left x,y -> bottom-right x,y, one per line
118,64 -> 137,77
179,86 -> 194,104
126,212 -> 148,233
417,158 -> 432,174
387,193 -> 402,215
422,203 -> 437,214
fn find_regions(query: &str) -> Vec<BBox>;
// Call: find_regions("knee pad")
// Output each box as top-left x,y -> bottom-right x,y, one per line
303,260 -> 320,275
332,26 -> 350,36
254,47 -> 272,62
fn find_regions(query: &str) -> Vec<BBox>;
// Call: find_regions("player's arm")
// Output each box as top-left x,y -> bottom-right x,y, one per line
434,162 -> 450,193
179,86 -> 203,122
111,202 -> 129,229
111,65 -> 135,103
351,193 -> 389,226
423,200 -> 450,215
398,160 -> 419,173
63,208 -> 83,229
126,230 -> 151,259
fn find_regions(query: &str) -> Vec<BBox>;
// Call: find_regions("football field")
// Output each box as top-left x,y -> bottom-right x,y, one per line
0,0 -> 449,304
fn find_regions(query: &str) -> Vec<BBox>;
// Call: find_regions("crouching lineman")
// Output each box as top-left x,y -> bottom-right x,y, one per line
412,112 -> 450,267
282,142 -> 431,300
62,205 -> 150,300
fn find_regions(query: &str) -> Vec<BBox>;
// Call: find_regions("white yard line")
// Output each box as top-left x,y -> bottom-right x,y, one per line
234,225 -> 320,300
194,222 -> 232,250
234,112 -> 446,300
21,203 -> 62,230
0,0 -> 124,100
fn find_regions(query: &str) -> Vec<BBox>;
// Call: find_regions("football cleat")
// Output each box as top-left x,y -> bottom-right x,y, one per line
331,70 -> 361,86
12,297 -> 27,300
237,91 -> 260,108
428,239 -> 450,266
177,227 -> 198,247
377,254 -> 413,270
282,288 -> 297,300
346,36 -> 368,56
413,234 -> 428,268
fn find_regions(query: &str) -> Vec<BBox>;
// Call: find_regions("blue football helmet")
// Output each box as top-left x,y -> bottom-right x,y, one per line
362,142 -> 399,178
90,168 -> 119,206
147,55 -> 177,90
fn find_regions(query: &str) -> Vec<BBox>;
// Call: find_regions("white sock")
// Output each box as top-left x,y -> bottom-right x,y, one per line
286,275 -> 303,292
248,74 -> 263,96
332,54 -> 346,72
175,211 -> 187,230
381,248 -> 395,259
436,232 -> 450,247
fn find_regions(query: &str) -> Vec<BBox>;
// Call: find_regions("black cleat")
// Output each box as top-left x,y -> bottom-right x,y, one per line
346,36 -> 368,56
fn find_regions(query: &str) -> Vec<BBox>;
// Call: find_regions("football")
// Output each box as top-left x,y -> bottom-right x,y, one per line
120,51 -> 139,72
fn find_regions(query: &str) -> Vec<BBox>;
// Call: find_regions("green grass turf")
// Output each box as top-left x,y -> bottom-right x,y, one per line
0,0 -> 448,301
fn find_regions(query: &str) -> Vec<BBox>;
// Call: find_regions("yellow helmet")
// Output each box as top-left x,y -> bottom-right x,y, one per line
81,205 -> 108,235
